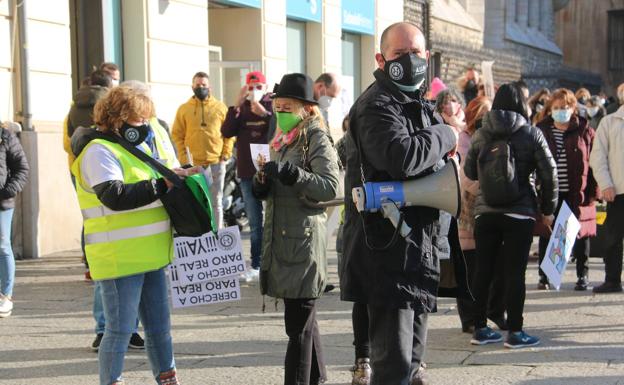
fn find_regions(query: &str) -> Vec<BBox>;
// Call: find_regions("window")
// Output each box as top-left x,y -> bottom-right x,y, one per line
341,32 -> 362,97
608,11 -> 624,71
286,19 -> 306,74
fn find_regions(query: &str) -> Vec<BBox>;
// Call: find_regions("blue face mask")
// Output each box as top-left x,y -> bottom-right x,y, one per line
551,108 -> 572,123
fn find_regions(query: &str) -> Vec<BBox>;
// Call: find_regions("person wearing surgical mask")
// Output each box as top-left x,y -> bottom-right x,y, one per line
586,95 -> 607,130
528,88 -> 551,124
435,88 -> 467,132
100,62 -> 121,87
535,88 -> 598,292
221,71 -> 272,282
313,73 -> 341,124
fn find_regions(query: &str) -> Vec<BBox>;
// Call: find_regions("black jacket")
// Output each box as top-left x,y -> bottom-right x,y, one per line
340,69 -> 464,311
67,85 -> 108,138
464,110 -> 558,217
0,128 -> 29,210
71,127 -> 167,211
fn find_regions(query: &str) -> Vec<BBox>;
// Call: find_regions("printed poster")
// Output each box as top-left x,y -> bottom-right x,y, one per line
539,202 -> 581,290
250,144 -> 270,171
168,226 -> 246,308
481,61 -> 495,100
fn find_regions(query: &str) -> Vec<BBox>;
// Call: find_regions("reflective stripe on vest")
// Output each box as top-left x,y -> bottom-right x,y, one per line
81,200 -> 163,220
85,219 -> 171,245
71,138 -> 173,280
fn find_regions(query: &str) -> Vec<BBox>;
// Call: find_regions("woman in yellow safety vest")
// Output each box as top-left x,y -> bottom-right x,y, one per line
71,86 -> 190,385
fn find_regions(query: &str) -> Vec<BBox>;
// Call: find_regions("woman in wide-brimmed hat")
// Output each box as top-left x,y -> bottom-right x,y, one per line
253,73 -> 340,385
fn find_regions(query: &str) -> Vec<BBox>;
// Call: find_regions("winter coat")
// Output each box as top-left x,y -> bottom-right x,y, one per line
464,110 -> 558,217
590,106 -> 624,195
341,68 -> 469,311
537,115 -> 598,237
0,127 -> 29,210
221,95 -> 272,179
63,85 -> 109,167
171,96 -> 234,166
458,130 -> 479,250
589,107 -> 606,130
257,117 -> 339,299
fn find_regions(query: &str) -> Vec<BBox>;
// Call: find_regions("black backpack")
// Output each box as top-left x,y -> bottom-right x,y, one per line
477,135 -> 521,206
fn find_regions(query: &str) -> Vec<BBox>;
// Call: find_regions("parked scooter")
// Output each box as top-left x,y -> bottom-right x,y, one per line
222,156 -> 247,230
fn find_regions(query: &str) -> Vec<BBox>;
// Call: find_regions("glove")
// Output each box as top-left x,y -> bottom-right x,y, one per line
252,175 -> 271,200
278,161 -> 300,186
263,161 -> 279,181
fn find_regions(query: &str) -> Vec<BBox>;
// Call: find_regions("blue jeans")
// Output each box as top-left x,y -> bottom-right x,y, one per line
0,208 -> 15,297
240,178 -> 263,269
93,282 -> 139,335
98,268 -> 175,385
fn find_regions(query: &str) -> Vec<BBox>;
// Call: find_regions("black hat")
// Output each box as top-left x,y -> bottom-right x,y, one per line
272,73 -> 318,105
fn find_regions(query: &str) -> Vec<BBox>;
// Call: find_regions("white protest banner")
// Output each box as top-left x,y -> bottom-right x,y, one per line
539,202 -> 581,290
169,277 -> 241,309
171,226 -> 246,286
250,144 -> 270,171
481,61 -> 495,100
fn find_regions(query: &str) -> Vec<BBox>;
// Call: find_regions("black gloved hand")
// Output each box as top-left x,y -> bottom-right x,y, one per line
263,161 -> 279,181
252,175 -> 271,199
278,161 -> 300,186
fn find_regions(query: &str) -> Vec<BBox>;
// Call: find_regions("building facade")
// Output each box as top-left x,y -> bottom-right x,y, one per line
1,0 -> 404,257
555,0 -> 624,95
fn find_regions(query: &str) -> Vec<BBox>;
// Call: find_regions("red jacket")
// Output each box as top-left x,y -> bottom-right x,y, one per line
537,115 -> 599,238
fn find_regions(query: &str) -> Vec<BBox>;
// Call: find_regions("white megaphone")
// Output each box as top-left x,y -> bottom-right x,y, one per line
352,158 -> 461,238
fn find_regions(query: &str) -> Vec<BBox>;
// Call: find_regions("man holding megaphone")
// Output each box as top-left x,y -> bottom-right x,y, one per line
340,22 -> 469,385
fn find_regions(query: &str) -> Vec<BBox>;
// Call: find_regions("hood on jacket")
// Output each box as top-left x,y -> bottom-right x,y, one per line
71,126 -> 114,157
74,85 -> 109,108
481,110 -> 529,139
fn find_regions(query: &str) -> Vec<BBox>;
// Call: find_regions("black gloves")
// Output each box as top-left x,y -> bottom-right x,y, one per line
263,161 -> 300,186
252,176 -> 271,200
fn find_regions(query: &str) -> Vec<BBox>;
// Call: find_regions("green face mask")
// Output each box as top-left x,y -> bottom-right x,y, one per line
276,112 -> 303,134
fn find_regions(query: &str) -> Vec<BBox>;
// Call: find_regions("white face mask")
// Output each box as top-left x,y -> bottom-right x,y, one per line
111,79 -> 120,87
318,96 -> 333,111
600,98 -> 606,106
587,106 -> 600,117
247,89 -> 264,102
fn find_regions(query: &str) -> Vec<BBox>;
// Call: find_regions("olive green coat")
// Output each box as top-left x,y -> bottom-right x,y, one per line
258,117 -> 339,299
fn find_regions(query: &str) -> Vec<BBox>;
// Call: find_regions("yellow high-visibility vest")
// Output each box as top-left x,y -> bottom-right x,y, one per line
71,138 -> 173,280
148,117 -> 180,169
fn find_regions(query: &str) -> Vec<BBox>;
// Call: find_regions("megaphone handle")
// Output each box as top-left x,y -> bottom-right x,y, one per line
380,203 -> 412,238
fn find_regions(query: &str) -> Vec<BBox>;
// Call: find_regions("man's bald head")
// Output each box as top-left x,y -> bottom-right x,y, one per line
376,22 -> 428,70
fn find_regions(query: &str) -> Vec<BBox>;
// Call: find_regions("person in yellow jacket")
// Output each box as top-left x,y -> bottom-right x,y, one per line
71,86 -> 195,385
172,71 -> 234,229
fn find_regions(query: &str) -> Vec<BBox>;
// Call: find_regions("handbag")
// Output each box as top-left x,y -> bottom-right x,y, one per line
115,138 -> 215,237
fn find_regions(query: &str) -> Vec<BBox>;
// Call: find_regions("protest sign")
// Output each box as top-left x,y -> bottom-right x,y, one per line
540,202 -> 581,290
481,61 -> 495,99
250,144 -> 270,171
172,227 -> 246,286
169,226 -> 246,308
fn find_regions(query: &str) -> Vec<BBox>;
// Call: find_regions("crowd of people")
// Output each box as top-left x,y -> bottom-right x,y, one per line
0,19 -> 619,385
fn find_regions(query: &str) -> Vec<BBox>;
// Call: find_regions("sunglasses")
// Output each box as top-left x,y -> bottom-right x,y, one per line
248,85 -> 263,91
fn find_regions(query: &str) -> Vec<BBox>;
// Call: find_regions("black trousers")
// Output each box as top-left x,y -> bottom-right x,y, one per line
456,249 -> 506,328
283,298 -> 326,385
538,193 -> 590,280
603,195 -> 624,283
368,304 -> 428,385
474,214 -> 534,332
352,302 -> 370,360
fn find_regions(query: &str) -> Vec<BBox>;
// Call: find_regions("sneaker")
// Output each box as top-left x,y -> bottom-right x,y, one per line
470,326 -> 503,345
574,276 -> 589,291
0,294 -> 13,318
592,281 -> 623,293
242,268 -> 260,282
128,333 -> 145,349
537,280 -> 550,290
351,357 -> 371,385
324,284 -> 336,293
504,331 -> 540,349
410,363 -> 427,385
91,333 -> 103,352
158,369 -> 180,385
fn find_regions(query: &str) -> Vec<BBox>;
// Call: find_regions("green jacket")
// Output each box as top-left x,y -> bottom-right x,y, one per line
259,117 -> 339,299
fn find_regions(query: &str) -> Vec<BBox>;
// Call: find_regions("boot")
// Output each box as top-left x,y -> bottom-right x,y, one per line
351,357 -> 372,385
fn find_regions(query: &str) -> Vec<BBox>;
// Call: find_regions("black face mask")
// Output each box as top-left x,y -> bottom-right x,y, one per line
193,87 -> 210,100
120,122 -> 150,145
382,52 -> 428,91
466,79 -> 477,90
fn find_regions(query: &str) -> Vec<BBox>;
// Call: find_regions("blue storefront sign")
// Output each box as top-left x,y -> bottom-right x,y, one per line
287,0 -> 322,23
342,0 -> 375,35
213,0 -> 261,8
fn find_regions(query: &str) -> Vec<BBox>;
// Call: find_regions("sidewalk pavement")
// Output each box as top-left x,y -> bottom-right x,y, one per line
2,233 -> 624,385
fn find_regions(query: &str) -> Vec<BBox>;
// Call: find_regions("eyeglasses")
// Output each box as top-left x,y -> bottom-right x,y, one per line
248,85 -> 263,91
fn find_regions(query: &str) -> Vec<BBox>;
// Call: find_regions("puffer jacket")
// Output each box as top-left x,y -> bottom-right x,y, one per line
256,117 -> 339,299
464,110 -> 558,217
0,127 -> 29,210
